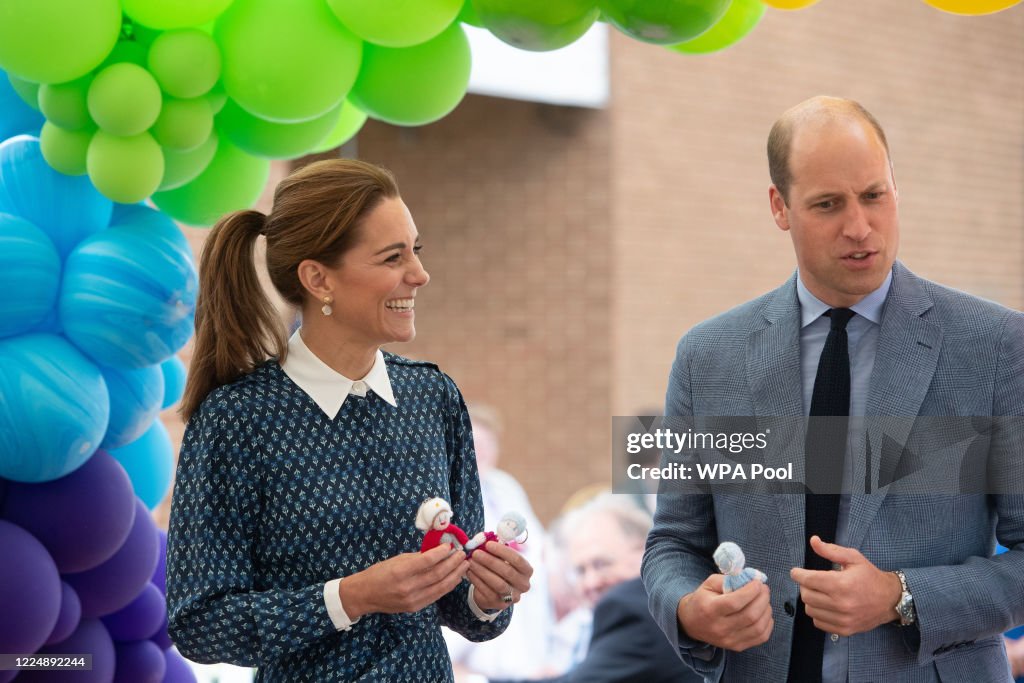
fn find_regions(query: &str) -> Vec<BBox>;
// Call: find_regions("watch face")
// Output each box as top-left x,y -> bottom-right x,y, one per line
898,594 -> 915,624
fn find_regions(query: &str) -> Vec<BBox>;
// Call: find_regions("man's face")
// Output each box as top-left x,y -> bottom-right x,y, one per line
568,512 -> 644,608
769,117 -> 899,308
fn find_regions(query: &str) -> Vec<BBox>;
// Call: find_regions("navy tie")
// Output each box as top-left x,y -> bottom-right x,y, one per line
788,307 -> 855,683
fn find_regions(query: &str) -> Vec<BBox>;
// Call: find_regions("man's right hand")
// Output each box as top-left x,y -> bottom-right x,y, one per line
677,573 -> 774,651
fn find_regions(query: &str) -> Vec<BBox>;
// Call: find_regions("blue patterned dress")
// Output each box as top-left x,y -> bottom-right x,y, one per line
166,354 -> 510,681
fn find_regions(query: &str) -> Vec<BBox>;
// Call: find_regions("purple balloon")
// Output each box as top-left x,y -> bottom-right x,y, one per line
150,612 -> 172,651
65,500 -> 159,618
46,581 -> 82,646
18,619 -> 115,682
0,520 -> 61,655
1,449 -> 135,573
102,583 -> 165,642
152,530 -> 167,595
114,640 -> 166,683
162,648 -> 197,683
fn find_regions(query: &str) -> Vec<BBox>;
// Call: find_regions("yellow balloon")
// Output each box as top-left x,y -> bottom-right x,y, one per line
760,0 -> 821,9
921,0 -> 1021,15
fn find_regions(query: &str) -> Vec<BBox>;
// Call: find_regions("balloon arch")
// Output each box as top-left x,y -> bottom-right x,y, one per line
0,0 -> 1018,681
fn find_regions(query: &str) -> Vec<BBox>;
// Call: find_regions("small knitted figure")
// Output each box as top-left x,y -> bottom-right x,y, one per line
713,541 -> 767,593
416,497 -> 470,553
465,511 -> 528,556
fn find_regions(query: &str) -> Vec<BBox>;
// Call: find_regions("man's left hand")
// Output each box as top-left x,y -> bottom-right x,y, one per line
790,535 -> 902,636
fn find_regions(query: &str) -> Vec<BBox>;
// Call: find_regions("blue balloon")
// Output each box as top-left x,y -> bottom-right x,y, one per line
100,363 -> 165,450
0,69 -> 44,140
163,648 -> 198,683
0,213 -> 61,338
0,136 -> 112,260
109,420 -> 174,510
109,203 -> 192,256
160,355 -> 186,410
0,334 -> 109,482
59,221 -> 197,368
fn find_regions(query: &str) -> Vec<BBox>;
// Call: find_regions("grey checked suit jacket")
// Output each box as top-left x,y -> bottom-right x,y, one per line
642,262 -> 1024,682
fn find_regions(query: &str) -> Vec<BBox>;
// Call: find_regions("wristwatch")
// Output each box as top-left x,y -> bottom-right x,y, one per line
892,570 -> 916,626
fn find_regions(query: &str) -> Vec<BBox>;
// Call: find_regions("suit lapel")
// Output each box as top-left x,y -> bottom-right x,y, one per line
846,262 -> 942,550
747,275 -> 806,565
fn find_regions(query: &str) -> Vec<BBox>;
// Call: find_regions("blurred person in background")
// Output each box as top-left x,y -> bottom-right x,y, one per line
447,404 -> 551,680
486,494 -> 700,683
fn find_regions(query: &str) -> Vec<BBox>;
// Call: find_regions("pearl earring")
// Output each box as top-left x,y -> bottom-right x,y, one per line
321,296 -> 333,316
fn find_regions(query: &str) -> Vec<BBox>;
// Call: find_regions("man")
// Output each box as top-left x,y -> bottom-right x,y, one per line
491,494 -> 700,683
642,96 -> 1024,682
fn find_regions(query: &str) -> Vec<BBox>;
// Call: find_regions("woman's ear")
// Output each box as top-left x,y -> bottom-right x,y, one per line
297,258 -> 333,300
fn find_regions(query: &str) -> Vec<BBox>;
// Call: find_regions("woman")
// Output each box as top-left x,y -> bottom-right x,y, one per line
166,159 -> 532,681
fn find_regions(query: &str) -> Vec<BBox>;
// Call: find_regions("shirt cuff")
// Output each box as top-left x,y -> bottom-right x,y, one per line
324,578 -> 361,631
467,584 -> 505,622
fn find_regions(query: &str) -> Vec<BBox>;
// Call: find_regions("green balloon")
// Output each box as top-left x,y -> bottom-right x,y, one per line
458,0 -> 484,27
38,75 -> 93,130
152,139 -> 270,226
7,73 -> 40,110
122,0 -> 234,30
88,63 -> 163,136
349,24 -> 471,127
670,0 -> 765,53
310,101 -> 368,154
326,0 -> 462,48
40,121 -> 93,176
205,81 -> 228,114
473,0 -> 600,51
0,0 -> 121,83
217,98 -> 342,159
148,29 -> 222,98
599,0 -> 731,44
159,130 -> 219,191
87,130 -> 165,203
152,97 -> 214,151
215,0 -> 363,123
100,40 -> 150,69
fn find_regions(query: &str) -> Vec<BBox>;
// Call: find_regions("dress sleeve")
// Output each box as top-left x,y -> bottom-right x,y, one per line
165,395 -> 339,666
434,373 -> 513,641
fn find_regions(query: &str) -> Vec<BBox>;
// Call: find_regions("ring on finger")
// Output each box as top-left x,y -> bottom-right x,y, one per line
502,589 -> 514,604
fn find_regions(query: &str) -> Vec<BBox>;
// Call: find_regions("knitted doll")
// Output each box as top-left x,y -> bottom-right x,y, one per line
713,541 -> 767,593
416,497 -> 470,553
465,511 -> 528,556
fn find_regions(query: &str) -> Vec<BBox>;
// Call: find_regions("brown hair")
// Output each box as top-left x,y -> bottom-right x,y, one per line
180,159 -> 400,419
767,96 -> 891,205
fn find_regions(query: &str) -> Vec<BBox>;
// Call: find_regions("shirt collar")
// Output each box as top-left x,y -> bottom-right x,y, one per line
281,329 -> 397,418
796,268 -> 892,328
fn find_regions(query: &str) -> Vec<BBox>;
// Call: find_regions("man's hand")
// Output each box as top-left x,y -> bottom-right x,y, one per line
790,535 -> 901,637
677,573 -> 773,651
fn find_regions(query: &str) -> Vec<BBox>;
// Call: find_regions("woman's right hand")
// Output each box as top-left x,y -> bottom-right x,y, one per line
339,545 -> 468,619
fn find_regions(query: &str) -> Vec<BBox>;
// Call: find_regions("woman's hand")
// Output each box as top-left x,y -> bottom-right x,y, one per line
340,544 -> 468,618
466,541 -> 533,611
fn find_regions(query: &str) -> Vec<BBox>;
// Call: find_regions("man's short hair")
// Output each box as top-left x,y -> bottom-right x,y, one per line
767,96 -> 891,205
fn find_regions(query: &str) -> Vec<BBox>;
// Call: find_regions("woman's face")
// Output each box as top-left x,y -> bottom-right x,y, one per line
323,197 -> 430,350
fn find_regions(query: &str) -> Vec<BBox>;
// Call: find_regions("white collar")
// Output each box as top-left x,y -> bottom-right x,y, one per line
281,329 -> 397,418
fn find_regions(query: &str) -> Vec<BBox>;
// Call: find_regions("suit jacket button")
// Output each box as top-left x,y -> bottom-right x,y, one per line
784,601 -> 795,616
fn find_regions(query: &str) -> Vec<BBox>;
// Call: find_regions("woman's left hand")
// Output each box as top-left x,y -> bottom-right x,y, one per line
467,541 -> 533,611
